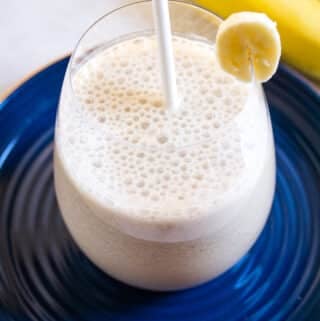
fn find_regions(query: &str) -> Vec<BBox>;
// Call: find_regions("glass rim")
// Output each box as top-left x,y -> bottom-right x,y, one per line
68,0 -> 221,92
64,1 -> 260,152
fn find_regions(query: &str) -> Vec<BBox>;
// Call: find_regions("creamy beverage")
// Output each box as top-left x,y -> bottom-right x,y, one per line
54,34 -> 275,290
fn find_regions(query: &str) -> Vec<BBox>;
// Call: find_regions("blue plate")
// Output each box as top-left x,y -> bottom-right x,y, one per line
0,58 -> 320,321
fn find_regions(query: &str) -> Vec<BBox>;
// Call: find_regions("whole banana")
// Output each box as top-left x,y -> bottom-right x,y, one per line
196,0 -> 320,80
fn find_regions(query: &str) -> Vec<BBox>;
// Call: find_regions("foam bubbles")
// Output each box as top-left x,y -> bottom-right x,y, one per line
58,34 -> 253,220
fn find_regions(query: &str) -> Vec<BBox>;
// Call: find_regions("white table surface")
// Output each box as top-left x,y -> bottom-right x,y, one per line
0,0 -> 131,95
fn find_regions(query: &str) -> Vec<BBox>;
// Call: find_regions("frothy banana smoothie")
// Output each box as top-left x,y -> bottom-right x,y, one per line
54,34 -> 275,290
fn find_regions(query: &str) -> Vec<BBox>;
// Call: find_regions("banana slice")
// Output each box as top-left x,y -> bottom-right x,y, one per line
216,12 -> 281,82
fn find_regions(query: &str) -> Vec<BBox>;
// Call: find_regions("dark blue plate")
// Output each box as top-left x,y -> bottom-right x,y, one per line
0,58 -> 320,321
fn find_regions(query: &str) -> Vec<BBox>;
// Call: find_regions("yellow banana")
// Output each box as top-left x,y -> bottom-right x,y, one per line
196,0 -> 320,80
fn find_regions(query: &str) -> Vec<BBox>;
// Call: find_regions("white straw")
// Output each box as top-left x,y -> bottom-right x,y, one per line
152,0 -> 179,111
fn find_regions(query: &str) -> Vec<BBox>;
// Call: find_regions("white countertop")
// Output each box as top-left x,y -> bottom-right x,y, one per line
0,0 -> 131,95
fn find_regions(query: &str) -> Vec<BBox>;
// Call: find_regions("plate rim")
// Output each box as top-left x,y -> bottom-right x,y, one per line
0,53 -> 71,103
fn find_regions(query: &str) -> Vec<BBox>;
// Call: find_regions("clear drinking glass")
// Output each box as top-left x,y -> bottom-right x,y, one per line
54,1 -> 275,291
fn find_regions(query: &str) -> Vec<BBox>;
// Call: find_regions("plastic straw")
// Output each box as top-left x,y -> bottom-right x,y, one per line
152,0 -> 179,111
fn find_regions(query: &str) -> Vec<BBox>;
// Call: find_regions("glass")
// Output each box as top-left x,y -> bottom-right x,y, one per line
54,1 -> 275,291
